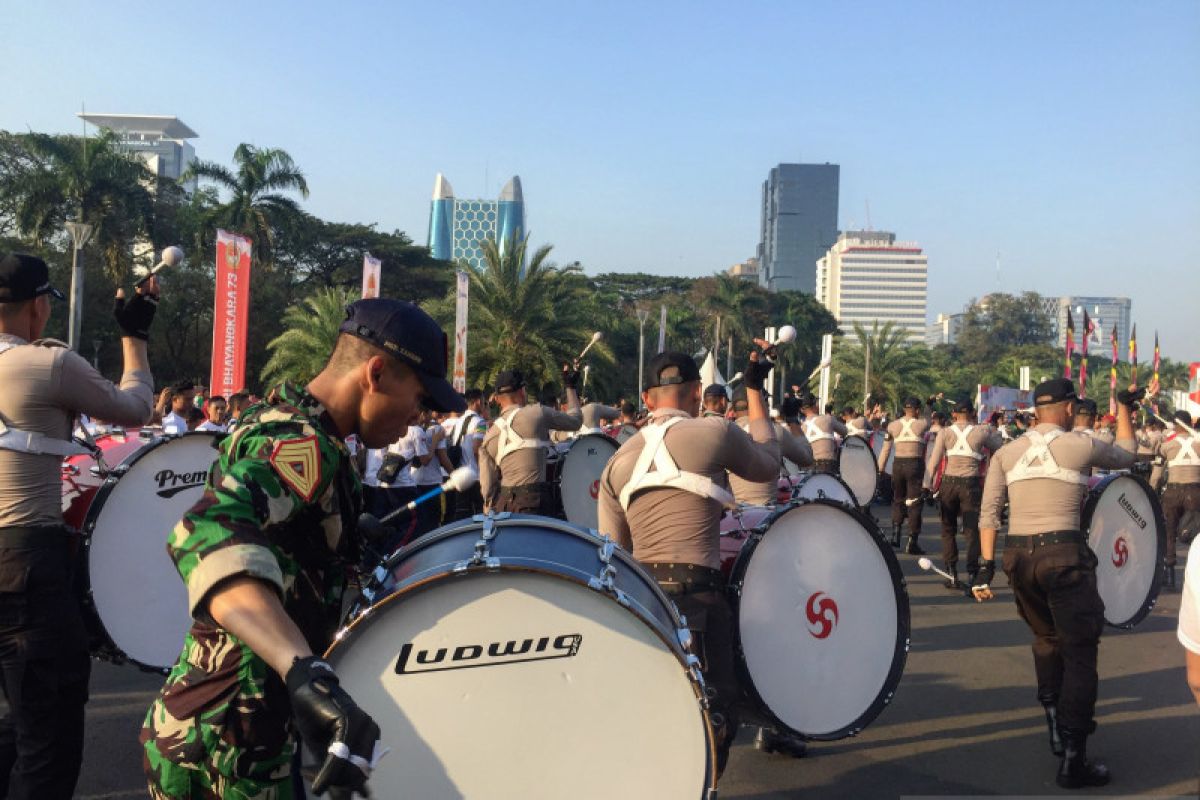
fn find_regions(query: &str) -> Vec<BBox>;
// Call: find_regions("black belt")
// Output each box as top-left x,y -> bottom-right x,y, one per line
1004,530 -> 1086,549
894,456 -> 923,462
0,526 -> 75,548
498,483 -> 551,496
644,563 -> 726,596
940,474 -> 981,485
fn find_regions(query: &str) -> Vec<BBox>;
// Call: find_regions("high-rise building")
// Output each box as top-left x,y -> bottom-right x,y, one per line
757,163 -> 839,293
926,312 -> 964,347
816,230 -> 928,344
727,257 -> 759,283
1045,296 -> 1132,358
427,173 -> 525,269
77,113 -> 198,190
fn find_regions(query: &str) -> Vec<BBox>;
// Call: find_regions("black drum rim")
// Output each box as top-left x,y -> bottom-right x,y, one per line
792,471 -> 858,507
729,498 -> 911,741
1081,472 -> 1167,630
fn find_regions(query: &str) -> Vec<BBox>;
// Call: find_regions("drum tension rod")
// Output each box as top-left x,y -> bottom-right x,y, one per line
588,537 -> 630,607
455,512 -> 505,572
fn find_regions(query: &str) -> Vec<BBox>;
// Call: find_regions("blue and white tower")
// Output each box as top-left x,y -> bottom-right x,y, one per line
426,174 -> 527,269
427,173 -> 455,262
497,176 -> 525,258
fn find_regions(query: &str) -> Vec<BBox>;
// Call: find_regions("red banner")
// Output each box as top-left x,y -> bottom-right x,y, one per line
210,229 -> 253,398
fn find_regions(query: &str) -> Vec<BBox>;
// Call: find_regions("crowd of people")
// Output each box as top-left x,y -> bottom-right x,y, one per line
0,249 -> 1195,798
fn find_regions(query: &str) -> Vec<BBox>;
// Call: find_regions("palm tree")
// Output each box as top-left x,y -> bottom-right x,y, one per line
261,286 -> 355,386
182,144 -> 309,267
703,273 -> 765,358
830,321 -> 940,411
0,130 -> 154,280
465,236 -> 610,391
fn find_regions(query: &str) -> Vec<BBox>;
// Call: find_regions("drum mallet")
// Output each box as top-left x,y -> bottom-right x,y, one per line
380,466 -> 479,525
917,557 -> 976,598
134,245 -> 185,288
1149,409 -> 1199,438
804,358 -> 832,387
579,331 -> 603,360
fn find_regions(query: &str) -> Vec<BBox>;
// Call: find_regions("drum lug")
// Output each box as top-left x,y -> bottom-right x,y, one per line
676,626 -> 694,651
455,512 -> 503,571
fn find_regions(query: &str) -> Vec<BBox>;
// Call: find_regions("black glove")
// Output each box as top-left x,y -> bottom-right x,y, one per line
562,363 -> 580,389
288,656 -> 385,797
743,358 -> 773,392
973,559 -> 995,589
113,290 -> 158,340
1116,387 -> 1145,409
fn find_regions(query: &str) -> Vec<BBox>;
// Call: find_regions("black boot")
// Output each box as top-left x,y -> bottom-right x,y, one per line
943,563 -> 961,590
1040,699 -> 1064,756
891,524 -> 902,549
1164,563 -> 1176,590
754,727 -> 808,758
1056,729 -> 1110,789
904,536 -> 925,556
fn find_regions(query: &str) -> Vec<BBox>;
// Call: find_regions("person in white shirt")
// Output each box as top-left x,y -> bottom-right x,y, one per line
161,380 -> 196,434
1179,543 -> 1200,707
412,413 -> 451,538
364,425 -> 427,555
195,395 -> 228,433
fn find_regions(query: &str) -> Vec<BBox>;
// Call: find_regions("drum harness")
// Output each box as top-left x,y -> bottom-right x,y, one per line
895,418 -> 922,446
492,407 -> 554,500
0,339 -> 98,460
619,416 -> 736,512
1002,429 -> 1089,549
1167,436 -> 1199,475
803,417 -> 834,444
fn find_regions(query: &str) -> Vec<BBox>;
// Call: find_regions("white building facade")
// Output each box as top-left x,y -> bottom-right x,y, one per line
1044,296 -> 1132,358
816,230 -> 928,344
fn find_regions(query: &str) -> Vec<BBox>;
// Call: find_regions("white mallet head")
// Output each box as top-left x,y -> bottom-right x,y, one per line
446,466 -> 478,492
917,557 -> 933,571
161,245 -> 185,267
776,325 -> 797,345
590,331 -> 603,343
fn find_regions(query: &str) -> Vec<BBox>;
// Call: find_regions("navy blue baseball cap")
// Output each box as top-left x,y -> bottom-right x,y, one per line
340,299 -> 465,413
0,253 -> 65,302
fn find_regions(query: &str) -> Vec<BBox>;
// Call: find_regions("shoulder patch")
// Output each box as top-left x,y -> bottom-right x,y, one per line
269,435 -> 322,501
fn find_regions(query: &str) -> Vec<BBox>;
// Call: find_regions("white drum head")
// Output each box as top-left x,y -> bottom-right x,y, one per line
839,438 -> 878,506
1084,474 -> 1165,629
558,434 -> 618,530
735,501 -> 909,739
793,473 -> 855,505
85,433 -> 222,670
329,571 -> 711,799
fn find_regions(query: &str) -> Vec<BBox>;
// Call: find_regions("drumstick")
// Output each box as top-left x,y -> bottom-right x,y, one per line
578,332 -> 603,360
804,359 -> 832,386
380,467 -> 478,524
918,557 -> 976,597
1149,409 -> 1199,438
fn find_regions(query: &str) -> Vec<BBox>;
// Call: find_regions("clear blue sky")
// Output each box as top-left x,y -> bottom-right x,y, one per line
4,0 -> 1198,360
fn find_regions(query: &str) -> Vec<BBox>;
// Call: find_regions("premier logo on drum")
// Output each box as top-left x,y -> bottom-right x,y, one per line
1117,493 -> 1148,530
394,633 -> 582,675
153,468 -> 210,498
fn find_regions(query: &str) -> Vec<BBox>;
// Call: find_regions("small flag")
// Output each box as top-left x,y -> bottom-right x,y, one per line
1129,324 -> 1138,386
1079,311 -> 1094,397
1064,309 -> 1075,379
1109,324 -> 1118,416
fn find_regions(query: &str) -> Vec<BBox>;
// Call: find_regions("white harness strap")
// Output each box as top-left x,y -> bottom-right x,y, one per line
846,421 -> 864,437
1006,429 -> 1087,486
947,424 -> 983,460
492,409 -> 550,464
0,340 -> 90,458
619,416 -> 735,511
804,418 -> 833,443
896,418 -> 921,443
1168,436 -> 1200,468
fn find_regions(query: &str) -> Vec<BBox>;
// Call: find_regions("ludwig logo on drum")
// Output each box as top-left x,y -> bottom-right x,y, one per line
394,633 -> 582,676
1112,536 -> 1129,568
805,592 -> 839,639
1117,493 -> 1147,530
153,468 -> 209,498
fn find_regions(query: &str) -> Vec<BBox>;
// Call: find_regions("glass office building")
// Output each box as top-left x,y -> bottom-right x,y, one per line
427,174 -> 525,269
757,163 -> 840,293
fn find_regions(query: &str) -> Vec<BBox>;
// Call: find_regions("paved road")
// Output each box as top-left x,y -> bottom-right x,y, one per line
77,506 -> 1198,798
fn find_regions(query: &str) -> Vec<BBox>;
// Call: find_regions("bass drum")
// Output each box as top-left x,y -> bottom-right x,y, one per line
556,433 -> 619,530
719,505 -> 773,578
730,499 -> 910,740
838,436 -> 879,507
791,472 -> 856,506
1082,473 -> 1166,629
82,432 -> 223,672
329,515 -> 716,799
62,431 -> 150,530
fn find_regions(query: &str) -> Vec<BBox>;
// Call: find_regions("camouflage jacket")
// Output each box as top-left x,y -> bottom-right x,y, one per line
143,383 -> 361,779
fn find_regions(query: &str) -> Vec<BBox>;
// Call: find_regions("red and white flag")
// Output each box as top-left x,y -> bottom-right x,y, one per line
210,229 -> 253,398
362,252 -> 382,299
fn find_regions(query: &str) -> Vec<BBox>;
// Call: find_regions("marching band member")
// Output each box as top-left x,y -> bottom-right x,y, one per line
798,394 -> 846,474
579,400 -> 621,435
0,254 -> 158,799
1151,410 -> 1200,590
728,386 -> 813,505
479,365 -> 581,514
701,384 -> 729,418
877,397 -> 930,553
613,401 -> 641,443
975,378 -> 1139,789
840,406 -> 873,439
597,348 -> 807,773
922,400 -> 1004,589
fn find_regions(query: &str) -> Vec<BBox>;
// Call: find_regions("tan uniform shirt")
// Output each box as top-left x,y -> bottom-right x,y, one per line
614,422 -> 639,444
580,403 -> 620,431
597,408 -> 779,569
879,416 -> 930,466
1151,435 -> 1200,486
924,422 -> 1005,482
980,423 -> 1137,533
479,402 -> 581,502
801,414 -> 847,461
0,334 -> 154,527
844,415 -> 872,438
729,417 -> 813,505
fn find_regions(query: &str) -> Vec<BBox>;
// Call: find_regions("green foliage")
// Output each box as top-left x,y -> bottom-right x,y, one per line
261,286 -> 357,386
830,321 -> 941,412
955,291 -> 1055,367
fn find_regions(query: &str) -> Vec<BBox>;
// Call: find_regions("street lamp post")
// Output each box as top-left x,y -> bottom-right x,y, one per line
636,308 -> 649,411
65,221 -> 94,352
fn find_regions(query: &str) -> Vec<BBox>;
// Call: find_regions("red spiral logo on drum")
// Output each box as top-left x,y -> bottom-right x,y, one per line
589,480 -> 600,499
1112,536 -> 1129,568
806,592 -> 839,639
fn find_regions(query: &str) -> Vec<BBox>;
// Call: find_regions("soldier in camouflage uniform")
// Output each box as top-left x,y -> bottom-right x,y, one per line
142,299 -> 465,799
